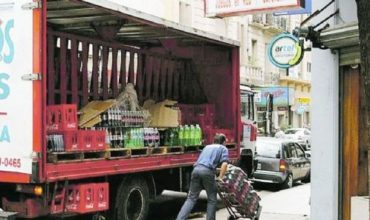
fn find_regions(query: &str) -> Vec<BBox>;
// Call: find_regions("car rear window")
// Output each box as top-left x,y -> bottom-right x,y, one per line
256,142 -> 281,158
285,129 -> 299,134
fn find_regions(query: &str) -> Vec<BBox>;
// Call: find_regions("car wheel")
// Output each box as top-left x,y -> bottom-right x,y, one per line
302,171 -> 311,183
282,174 -> 293,189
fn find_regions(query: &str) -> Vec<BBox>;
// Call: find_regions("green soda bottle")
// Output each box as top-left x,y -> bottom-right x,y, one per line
173,128 -> 179,146
184,125 -> 190,146
190,125 -> 195,146
195,124 -> 202,145
178,126 -> 184,146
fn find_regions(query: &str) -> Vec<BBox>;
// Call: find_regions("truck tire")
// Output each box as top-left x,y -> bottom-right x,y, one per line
115,176 -> 149,220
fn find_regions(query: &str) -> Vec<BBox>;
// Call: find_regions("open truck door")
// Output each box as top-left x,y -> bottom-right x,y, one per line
0,0 -> 43,183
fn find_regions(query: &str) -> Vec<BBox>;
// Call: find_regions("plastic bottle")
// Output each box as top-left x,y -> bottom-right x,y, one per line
133,128 -> 138,148
178,126 -> 184,146
184,125 -> 190,146
190,125 -> 195,146
173,127 -> 179,146
195,124 -> 202,145
164,129 -> 169,146
144,128 -> 148,147
139,128 -> 144,147
154,128 -> 160,147
169,128 -> 175,146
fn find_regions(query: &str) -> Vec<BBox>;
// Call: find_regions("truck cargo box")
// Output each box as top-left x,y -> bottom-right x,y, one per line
0,0 -> 241,184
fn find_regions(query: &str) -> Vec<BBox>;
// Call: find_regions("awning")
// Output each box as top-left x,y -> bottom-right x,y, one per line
320,22 -> 360,66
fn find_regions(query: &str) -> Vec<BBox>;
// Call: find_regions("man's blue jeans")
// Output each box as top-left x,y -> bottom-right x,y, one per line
176,166 -> 217,220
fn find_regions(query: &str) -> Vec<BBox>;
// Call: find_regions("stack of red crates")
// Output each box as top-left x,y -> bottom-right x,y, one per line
65,183 -> 109,214
46,104 -> 106,152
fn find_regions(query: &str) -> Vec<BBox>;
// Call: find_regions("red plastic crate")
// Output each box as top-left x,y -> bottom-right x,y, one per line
94,131 -> 107,150
78,130 -> 94,151
63,131 -> 79,152
46,104 -> 78,132
65,184 -> 95,214
95,183 -> 109,211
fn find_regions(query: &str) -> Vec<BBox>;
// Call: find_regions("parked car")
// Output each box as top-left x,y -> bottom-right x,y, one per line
252,137 -> 311,189
284,128 -> 311,150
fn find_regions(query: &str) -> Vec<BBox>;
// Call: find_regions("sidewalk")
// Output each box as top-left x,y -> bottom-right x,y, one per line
259,183 -> 310,220
193,183 -> 311,220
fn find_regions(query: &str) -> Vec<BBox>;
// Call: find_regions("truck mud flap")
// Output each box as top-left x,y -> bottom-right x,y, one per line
0,210 -> 18,220
2,198 -> 48,219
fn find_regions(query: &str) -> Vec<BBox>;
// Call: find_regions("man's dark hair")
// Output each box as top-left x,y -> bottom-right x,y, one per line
214,133 -> 226,145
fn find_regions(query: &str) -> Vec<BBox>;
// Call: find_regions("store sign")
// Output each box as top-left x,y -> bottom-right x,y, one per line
268,33 -> 303,68
255,87 -> 294,107
205,0 -> 305,17
274,0 -> 311,15
297,97 -> 310,104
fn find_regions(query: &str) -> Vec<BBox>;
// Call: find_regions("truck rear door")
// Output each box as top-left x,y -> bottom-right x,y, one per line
0,0 -> 43,182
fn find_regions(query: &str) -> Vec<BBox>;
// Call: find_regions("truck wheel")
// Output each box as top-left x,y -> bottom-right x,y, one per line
115,176 -> 149,220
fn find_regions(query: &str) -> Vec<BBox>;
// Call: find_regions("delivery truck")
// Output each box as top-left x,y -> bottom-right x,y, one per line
0,0 -> 255,219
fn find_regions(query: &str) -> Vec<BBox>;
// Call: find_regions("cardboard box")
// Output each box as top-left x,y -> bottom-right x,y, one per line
145,100 -> 180,128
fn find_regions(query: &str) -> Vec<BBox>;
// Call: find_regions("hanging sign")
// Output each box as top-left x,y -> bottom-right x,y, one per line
205,0 -> 305,17
268,33 -> 303,68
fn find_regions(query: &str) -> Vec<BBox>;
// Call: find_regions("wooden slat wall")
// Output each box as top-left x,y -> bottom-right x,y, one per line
70,39 -> 78,104
341,66 -> 368,220
81,42 -> 89,106
47,31 -> 200,107
110,48 -> 119,98
59,36 -> 67,104
47,35 -> 55,105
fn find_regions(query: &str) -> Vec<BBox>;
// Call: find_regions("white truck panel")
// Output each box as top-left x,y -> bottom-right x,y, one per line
0,0 -> 34,174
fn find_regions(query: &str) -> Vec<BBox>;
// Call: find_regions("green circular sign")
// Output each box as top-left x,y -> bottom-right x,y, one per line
268,33 -> 303,68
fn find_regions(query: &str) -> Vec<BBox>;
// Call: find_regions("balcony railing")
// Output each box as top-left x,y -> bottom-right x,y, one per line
279,72 -> 311,84
242,65 -> 264,85
252,14 -> 288,31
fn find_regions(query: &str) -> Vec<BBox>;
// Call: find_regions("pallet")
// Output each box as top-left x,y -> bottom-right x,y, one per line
165,146 -> 184,154
48,152 -> 83,163
183,145 -> 201,152
149,147 -> 167,155
105,148 -> 131,159
48,150 -> 106,163
129,147 -> 150,157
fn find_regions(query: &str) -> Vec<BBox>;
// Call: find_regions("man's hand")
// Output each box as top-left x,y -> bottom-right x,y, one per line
216,176 -> 223,181
218,162 -> 228,179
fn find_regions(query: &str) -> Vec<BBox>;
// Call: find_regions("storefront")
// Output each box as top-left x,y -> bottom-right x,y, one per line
254,85 -> 311,131
254,86 -> 295,131
309,1 -> 368,219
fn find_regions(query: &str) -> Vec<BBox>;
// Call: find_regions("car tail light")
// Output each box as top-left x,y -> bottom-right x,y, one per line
279,159 -> 287,172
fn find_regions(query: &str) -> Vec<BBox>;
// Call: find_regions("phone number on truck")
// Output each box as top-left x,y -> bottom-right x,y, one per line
0,157 -> 21,168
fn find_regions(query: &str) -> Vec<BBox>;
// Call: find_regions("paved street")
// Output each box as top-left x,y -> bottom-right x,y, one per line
149,182 -> 310,220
